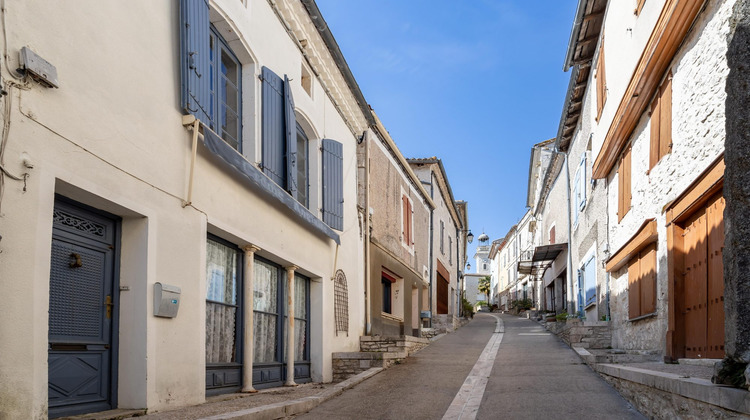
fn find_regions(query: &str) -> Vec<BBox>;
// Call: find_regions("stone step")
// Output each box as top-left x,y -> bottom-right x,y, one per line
332,351 -> 408,382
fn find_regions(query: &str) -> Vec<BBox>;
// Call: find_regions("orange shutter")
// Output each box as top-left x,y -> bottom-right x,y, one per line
640,243 -> 657,315
402,195 -> 408,242
650,93 -> 661,170
549,226 -> 556,244
407,198 -> 413,245
618,148 -> 632,223
659,76 -> 672,159
636,0 -> 646,15
628,257 -> 641,319
596,41 -> 606,121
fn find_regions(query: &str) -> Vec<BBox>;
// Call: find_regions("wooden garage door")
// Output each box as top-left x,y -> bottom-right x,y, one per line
682,193 -> 725,359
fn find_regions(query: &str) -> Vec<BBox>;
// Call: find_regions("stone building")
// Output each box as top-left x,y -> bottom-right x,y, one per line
408,158 -> 466,330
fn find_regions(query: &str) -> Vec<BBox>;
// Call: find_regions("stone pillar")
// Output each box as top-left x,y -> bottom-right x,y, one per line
285,265 -> 298,386
714,0 -> 750,389
241,245 -> 261,393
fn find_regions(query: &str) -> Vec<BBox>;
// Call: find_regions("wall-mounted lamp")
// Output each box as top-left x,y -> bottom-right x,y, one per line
467,231 -> 474,244
466,262 -> 471,271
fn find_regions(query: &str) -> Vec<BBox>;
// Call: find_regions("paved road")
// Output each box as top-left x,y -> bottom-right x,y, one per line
297,313 -> 644,420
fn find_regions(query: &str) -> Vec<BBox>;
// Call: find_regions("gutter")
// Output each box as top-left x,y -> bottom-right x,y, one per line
299,0 -> 375,127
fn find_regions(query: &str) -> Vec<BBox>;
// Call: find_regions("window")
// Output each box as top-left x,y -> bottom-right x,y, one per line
449,236 -> 453,264
180,0 -> 242,150
573,155 -> 587,224
333,270 -> 348,335
650,74 -> 672,170
301,63 -> 313,97
382,275 -> 393,314
205,236 -> 243,394
209,27 -> 241,150
549,225 -> 556,244
296,124 -> 309,208
440,220 -> 445,254
628,243 -> 657,319
618,146 -> 632,222
402,194 -> 413,247
596,39 -> 607,121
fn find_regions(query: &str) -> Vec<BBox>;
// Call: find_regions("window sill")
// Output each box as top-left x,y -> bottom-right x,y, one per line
198,125 -> 340,244
628,312 -> 657,322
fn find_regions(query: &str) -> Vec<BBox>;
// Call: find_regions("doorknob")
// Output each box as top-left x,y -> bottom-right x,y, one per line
105,295 -> 113,319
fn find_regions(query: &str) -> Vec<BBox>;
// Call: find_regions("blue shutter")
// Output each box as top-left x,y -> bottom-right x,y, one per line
180,0 -> 210,124
577,268 -> 584,315
585,256 -> 596,306
262,67 -> 286,188
321,139 -> 344,231
284,75 -> 298,199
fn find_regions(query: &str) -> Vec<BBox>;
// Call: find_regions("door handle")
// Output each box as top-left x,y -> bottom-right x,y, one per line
105,295 -> 113,319
69,252 -> 82,268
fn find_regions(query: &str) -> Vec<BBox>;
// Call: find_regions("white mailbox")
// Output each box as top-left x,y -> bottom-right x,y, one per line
154,282 -> 181,318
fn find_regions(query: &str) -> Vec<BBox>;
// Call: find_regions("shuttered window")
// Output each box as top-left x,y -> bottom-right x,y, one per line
440,220 -> 445,254
549,225 -> 556,244
618,146 -> 632,222
583,256 -> 597,307
261,67 -> 298,196
596,39 -> 607,121
180,0 -> 241,150
650,75 -> 672,170
628,243 -> 657,319
321,139 -> 344,231
573,155 -> 586,225
402,195 -> 413,247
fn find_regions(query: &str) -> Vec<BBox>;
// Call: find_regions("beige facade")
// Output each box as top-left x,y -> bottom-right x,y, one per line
0,0 -> 375,417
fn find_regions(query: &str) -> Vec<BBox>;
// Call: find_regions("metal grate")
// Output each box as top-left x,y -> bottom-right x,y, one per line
53,209 -> 106,238
333,269 -> 348,336
49,241 -> 105,340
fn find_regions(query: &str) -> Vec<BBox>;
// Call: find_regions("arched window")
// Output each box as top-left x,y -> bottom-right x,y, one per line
334,270 -> 348,335
296,123 -> 309,208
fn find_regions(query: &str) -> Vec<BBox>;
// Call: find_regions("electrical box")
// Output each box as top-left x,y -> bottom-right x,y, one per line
154,282 -> 181,318
20,47 -> 58,88
420,310 -> 431,319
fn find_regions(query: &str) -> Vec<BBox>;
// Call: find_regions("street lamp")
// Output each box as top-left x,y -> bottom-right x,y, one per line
466,262 -> 471,271
467,230 -> 474,244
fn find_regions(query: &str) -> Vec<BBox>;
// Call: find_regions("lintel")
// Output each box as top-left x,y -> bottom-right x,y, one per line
606,218 -> 657,272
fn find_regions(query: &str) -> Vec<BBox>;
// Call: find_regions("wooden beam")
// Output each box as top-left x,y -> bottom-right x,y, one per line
606,219 -> 658,272
592,0 -> 707,179
666,154 -> 725,224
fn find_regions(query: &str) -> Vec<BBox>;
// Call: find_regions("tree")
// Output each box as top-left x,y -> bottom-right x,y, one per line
478,276 -> 491,306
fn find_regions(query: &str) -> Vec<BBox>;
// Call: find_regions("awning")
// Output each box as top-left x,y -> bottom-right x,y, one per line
517,243 -> 567,276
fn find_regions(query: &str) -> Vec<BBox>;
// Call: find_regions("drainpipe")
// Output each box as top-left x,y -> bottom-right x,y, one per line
425,174 -> 435,327
455,225 -> 461,318
363,131 -> 372,335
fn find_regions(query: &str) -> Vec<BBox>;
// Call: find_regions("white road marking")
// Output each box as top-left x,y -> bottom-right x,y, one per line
518,333 -> 551,336
442,315 -> 504,420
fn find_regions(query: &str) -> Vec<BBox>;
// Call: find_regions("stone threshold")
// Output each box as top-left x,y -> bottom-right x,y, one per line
594,363 -> 750,416
58,408 -> 147,420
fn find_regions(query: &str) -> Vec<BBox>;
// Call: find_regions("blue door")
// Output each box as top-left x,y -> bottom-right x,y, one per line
48,198 -> 120,418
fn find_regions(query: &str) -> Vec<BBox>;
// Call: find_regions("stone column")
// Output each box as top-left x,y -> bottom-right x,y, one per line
714,0 -> 750,389
285,265 -> 298,386
241,245 -> 261,393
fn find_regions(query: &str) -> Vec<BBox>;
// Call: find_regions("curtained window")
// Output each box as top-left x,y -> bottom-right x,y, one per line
206,238 -> 240,364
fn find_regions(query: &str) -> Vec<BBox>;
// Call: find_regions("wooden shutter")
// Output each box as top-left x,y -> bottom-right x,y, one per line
618,147 -> 632,222
628,257 -> 641,319
640,243 -> 657,315
650,92 -> 661,170
706,194 -> 725,358
180,0 -> 211,124
262,67 -> 286,188
596,40 -> 607,121
549,226 -> 555,244
284,75 -> 298,199
321,139 -> 344,230
636,0 -> 646,15
659,76 -> 672,160
584,257 -> 597,307
440,221 -> 444,254
407,198 -> 413,245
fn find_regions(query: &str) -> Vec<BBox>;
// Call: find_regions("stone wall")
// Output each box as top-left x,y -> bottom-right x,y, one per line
549,319 -> 612,349
603,374 -> 747,419
331,352 -> 402,382
359,335 -> 429,355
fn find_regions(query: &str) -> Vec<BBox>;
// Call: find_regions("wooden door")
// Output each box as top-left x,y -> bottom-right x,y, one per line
682,192 -> 725,359
48,199 -> 119,418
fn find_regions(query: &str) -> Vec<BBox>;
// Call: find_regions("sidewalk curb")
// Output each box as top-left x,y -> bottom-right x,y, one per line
199,368 -> 384,420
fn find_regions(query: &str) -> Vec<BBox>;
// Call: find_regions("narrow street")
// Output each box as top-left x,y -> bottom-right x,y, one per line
297,314 -> 645,420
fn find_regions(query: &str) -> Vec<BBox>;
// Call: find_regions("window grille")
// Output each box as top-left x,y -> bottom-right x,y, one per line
334,270 -> 349,335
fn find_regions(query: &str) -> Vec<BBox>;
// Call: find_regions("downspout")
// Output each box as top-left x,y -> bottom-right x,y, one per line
455,225 -> 460,318
553,148 -> 575,316
425,174 -> 435,327
363,131 -> 372,335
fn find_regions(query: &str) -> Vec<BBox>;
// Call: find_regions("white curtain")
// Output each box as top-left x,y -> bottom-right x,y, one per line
253,260 -> 278,363
205,239 -> 238,364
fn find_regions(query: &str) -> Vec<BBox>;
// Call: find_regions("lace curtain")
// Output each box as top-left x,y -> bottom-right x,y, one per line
254,260 -> 278,363
205,239 -> 238,364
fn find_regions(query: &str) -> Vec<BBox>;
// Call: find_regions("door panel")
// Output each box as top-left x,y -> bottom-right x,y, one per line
706,194 -> 726,358
683,209 -> 707,358
48,199 -> 118,418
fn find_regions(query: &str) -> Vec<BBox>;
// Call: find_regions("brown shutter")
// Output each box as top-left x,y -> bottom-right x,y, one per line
407,199 -> 413,245
628,257 -> 641,319
650,93 -> 661,170
659,75 -> 672,159
618,148 -> 632,223
596,40 -> 606,121
549,226 -> 556,244
402,195 -> 408,242
640,243 -> 657,314
636,0 -> 646,15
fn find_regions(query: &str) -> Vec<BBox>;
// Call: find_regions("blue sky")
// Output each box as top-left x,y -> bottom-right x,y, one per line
315,1 -> 578,271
